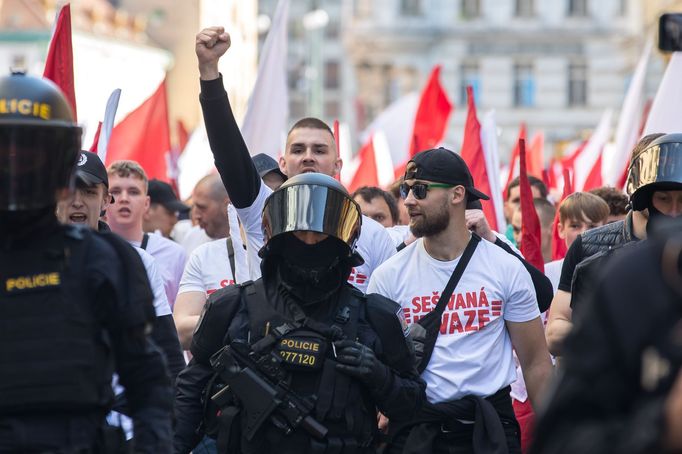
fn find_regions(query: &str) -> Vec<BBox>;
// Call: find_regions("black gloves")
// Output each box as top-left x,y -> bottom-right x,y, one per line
334,340 -> 389,390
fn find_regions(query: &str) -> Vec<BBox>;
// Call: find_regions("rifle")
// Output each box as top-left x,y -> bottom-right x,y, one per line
209,340 -> 328,441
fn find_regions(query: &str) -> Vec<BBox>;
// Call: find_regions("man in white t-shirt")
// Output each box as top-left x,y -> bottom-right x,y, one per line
174,174 -> 249,348
367,148 -> 552,453
195,26 -> 396,291
107,160 -> 187,309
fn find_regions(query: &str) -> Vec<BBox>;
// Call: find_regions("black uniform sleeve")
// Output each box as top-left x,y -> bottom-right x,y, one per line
531,246 -> 667,454
558,235 -> 583,292
493,237 -> 553,313
200,76 -> 262,208
88,238 -> 173,453
364,294 -> 426,420
174,359 -> 215,454
151,314 -> 185,383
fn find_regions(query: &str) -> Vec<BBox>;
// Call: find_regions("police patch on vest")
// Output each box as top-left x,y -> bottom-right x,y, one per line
3,272 -> 61,295
276,336 -> 326,370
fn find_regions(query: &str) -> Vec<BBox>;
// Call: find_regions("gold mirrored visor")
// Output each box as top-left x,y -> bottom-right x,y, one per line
627,142 -> 682,196
262,183 -> 362,251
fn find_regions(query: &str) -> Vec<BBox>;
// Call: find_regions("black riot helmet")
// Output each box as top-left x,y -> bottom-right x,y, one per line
627,133 -> 682,211
261,173 -> 363,264
0,72 -> 82,211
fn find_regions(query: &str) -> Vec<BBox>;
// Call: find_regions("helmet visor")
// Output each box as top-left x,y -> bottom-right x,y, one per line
627,141 -> 682,197
262,183 -> 362,251
0,124 -> 81,211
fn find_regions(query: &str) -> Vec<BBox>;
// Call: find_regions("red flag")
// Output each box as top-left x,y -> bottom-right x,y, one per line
43,4 -> 76,120
408,66 -> 453,158
176,119 -> 189,152
551,168 -> 573,260
348,137 -> 379,193
582,154 -> 602,191
504,123 -> 527,193
460,86 -> 497,231
89,122 -> 102,152
106,80 -> 171,182
519,139 -> 544,272
527,132 -> 544,178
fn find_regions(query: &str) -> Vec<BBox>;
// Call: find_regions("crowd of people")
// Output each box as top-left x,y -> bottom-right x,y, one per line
2,24 -> 682,454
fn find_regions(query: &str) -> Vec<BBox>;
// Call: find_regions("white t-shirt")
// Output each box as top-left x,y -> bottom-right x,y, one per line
179,237 -> 249,296
133,247 -> 172,317
174,222 -> 212,256
544,259 -> 563,294
236,182 -> 396,292
386,225 -> 411,248
132,233 -> 187,310
367,237 -> 540,403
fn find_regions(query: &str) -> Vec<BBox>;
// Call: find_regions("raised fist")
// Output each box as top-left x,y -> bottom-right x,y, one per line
195,26 -> 231,80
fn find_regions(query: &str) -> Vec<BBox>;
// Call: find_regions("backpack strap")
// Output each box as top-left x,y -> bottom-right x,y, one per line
225,236 -> 236,281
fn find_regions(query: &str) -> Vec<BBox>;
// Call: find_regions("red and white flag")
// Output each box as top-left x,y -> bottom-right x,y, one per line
347,132 -> 394,192
461,86 -> 498,231
480,110 -> 506,231
106,80 -> 171,182
407,65 -> 453,159
240,0 -> 289,159
604,39 -> 652,186
43,4 -> 76,120
572,109 -> 612,191
519,139 -> 544,272
642,51 -> 682,136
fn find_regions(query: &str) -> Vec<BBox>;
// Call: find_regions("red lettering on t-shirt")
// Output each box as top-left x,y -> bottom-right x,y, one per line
220,279 -> 235,288
478,309 -> 490,330
463,310 -> 478,332
491,300 -> 502,317
455,293 -> 466,310
479,288 -> 489,307
448,312 -> 463,334
466,292 -> 477,308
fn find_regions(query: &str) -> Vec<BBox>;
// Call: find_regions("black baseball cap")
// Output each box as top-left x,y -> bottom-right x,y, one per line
405,147 -> 489,201
148,179 -> 189,213
75,150 -> 109,187
253,153 -> 287,181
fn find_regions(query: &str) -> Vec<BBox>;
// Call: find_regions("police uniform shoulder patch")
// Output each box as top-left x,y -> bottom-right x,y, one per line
3,272 -> 61,295
395,307 -> 410,337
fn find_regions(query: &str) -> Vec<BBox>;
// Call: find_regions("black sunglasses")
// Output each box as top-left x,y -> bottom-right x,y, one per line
399,182 -> 455,200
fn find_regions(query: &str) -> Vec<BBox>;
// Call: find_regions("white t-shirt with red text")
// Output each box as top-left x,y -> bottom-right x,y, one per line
367,236 -> 540,403
178,238 -> 248,296
236,182 -> 396,292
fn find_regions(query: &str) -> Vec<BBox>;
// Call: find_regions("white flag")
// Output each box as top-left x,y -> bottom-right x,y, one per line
480,110 -> 506,231
240,0 -> 289,159
574,109 -> 612,191
643,52 -> 682,136
603,39 -> 652,186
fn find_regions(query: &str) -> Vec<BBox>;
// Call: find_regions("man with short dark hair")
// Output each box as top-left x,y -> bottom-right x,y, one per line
194,26 -> 396,292
588,186 -> 629,223
352,186 -> 400,228
368,148 -> 552,453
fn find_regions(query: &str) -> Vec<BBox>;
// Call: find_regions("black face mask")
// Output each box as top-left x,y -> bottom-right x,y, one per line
277,234 -> 350,306
647,203 -> 682,237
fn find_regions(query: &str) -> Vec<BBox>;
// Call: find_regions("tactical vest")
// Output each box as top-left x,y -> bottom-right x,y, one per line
212,280 -> 377,454
0,226 -> 113,415
579,213 -> 633,259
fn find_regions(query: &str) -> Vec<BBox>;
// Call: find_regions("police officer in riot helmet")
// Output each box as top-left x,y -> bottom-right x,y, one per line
0,72 -> 172,452
174,173 -> 424,454
531,139 -> 682,453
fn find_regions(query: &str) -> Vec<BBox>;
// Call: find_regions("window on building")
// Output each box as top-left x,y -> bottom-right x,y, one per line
401,0 -> 422,16
514,63 -> 535,107
325,61 -> 340,90
462,0 -> 480,18
515,0 -> 534,17
459,61 -> 481,104
568,0 -> 588,17
568,62 -> 587,106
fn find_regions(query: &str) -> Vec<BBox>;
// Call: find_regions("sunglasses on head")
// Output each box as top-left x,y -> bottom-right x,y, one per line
399,182 -> 455,200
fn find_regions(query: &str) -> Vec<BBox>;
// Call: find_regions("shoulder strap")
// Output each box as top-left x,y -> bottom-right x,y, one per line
140,233 -> 150,250
416,233 -> 481,373
225,236 -> 236,281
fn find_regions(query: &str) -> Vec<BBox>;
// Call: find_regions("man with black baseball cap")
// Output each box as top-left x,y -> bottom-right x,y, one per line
56,150 -> 113,231
144,179 -> 189,238
368,147 -> 552,453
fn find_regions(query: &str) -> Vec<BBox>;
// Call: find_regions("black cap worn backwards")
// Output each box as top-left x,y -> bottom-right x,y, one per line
76,151 -> 109,187
148,179 -> 189,213
252,153 -> 287,181
405,147 -> 490,201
